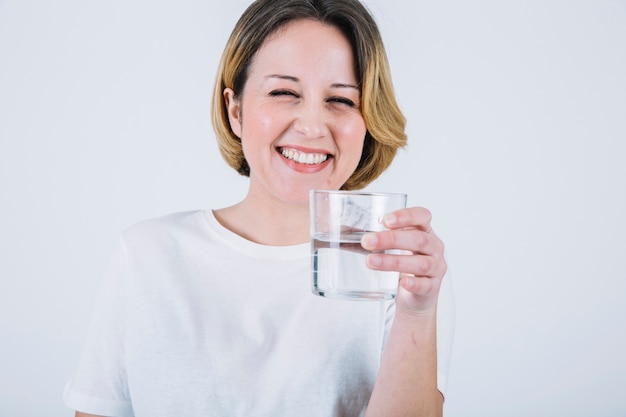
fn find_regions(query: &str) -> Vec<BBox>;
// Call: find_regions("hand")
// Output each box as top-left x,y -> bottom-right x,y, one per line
361,206 -> 447,314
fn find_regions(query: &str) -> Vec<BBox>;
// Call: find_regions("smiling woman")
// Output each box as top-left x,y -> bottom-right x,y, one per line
62,1 -> 453,416
222,19 -> 367,207
212,0 -> 408,192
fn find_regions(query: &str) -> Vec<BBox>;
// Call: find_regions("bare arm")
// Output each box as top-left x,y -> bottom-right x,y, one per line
361,207 -> 447,417
365,310 -> 442,417
75,412 -> 106,417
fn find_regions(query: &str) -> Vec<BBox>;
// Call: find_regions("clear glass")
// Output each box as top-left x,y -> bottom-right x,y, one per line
309,190 -> 407,301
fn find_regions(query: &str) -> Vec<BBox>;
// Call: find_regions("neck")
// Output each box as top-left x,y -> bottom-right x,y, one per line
214,191 -> 311,246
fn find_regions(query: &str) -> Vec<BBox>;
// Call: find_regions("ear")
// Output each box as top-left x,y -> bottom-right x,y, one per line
224,88 -> 242,138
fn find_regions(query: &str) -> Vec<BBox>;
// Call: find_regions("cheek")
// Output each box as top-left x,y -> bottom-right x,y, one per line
259,112 -> 272,129
254,101 -> 285,126
241,107 -> 281,153
337,118 -> 367,150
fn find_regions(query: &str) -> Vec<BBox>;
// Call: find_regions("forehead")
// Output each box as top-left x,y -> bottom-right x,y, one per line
249,19 -> 357,80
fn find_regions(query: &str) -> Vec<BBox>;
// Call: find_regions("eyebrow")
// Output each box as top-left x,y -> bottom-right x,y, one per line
266,74 -> 359,91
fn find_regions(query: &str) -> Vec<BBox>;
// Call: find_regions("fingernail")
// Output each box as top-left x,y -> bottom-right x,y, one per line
384,213 -> 398,227
361,233 -> 377,249
402,275 -> 415,288
368,254 -> 382,267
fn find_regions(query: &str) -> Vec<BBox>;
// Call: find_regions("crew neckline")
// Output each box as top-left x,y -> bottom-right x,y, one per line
201,210 -> 309,260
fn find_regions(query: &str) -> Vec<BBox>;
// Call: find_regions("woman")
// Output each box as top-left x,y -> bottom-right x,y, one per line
64,0 -> 453,416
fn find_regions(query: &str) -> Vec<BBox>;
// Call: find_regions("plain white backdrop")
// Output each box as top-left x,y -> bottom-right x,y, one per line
1,0 -> 625,416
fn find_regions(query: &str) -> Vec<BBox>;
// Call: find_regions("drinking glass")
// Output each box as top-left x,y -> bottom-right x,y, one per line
309,190 -> 407,300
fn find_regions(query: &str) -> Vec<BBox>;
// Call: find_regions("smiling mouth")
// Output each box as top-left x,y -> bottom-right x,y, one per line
279,147 -> 330,165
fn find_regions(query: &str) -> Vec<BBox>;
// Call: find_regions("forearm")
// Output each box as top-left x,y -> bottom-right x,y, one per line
365,310 -> 441,417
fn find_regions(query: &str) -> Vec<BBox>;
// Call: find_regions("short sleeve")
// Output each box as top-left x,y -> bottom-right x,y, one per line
63,237 -> 135,417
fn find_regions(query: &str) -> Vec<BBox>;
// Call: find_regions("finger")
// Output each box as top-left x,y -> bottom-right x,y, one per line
399,274 -> 437,297
383,207 -> 432,232
361,229 -> 443,256
366,253 -> 446,278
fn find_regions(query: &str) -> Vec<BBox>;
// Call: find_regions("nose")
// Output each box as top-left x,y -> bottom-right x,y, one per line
293,102 -> 329,139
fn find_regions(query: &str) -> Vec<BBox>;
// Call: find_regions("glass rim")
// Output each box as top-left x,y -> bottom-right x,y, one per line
309,189 -> 407,199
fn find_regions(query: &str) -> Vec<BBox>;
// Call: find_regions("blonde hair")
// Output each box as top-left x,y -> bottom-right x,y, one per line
211,0 -> 407,190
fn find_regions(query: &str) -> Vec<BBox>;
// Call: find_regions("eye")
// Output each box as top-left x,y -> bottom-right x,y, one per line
328,97 -> 357,108
269,89 -> 298,98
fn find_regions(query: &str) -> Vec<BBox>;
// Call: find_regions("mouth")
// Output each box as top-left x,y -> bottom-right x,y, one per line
279,147 -> 331,165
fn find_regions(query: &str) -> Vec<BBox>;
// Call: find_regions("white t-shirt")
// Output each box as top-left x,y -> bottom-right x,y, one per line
64,210 -> 454,417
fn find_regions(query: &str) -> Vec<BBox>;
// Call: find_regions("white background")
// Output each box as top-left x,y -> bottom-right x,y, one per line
1,0 -> 625,416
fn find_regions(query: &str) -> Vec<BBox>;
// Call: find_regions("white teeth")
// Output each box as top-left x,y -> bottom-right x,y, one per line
281,148 -> 328,165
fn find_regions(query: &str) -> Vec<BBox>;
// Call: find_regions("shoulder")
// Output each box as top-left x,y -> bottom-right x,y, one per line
119,210 -> 209,251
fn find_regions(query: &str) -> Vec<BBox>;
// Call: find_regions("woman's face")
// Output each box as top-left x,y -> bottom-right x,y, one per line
225,19 -> 366,206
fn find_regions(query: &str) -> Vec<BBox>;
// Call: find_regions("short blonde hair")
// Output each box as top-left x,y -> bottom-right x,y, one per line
211,0 -> 407,190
